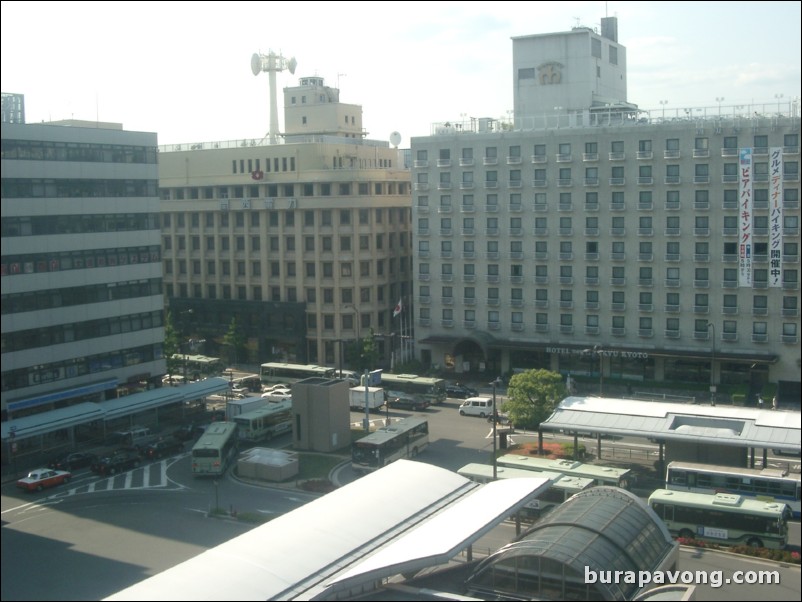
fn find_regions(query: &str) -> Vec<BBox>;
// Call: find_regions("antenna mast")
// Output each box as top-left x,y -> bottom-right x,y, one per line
251,50 -> 297,144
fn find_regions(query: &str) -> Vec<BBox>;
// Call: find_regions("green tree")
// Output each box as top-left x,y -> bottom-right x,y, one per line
502,369 -> 566,430
163,311 -> 182,376
222,317 -> 247,366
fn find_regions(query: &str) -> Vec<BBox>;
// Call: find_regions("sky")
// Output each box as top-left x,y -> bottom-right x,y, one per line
2,1 -> 800,148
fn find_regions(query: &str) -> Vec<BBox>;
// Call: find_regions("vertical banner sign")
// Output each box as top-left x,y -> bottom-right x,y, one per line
738,148 -> 753,287
768,147 -> 784,287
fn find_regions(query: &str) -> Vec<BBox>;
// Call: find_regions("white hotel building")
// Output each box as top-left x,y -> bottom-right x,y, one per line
410,18 -> 800,400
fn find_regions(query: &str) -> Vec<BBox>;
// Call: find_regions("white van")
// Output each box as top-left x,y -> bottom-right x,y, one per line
458,396 -> 494,418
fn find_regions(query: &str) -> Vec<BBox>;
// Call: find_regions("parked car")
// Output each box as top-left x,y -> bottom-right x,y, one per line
91,450 -> 141,476
386,395 -> 430,411
262,383 -> 291,393
17,468 -> 72,492
446,383 -> 479,399
173,423 -> 202,442
143,438 -> 184,460
48,451 -> 98,472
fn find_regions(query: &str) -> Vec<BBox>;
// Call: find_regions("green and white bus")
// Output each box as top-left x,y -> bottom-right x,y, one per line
351,416 -> 429,473
648,489 -> 790,550
496,455 -> 633,489
379,373 -> 447,406
260,362 -> 335,386
458,462 -> 594,518
233,401 -> 293,443
191,422 -> 239,477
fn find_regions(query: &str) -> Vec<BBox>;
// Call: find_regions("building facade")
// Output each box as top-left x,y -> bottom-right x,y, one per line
411,22 -> 800,399
1,119 -> 164,419
158,76 -> 412,369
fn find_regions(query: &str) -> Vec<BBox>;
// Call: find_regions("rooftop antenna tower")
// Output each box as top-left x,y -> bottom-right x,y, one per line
251,50 -> 297,144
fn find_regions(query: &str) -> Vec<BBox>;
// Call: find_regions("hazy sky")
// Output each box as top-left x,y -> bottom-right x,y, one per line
2,1 -> 800,147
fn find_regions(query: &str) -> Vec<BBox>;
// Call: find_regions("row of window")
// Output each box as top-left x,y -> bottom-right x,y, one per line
416,309 -> 798,338
162,180 -> 408,200
415,163 -> 799,185
165,257 -> 409,279
417,214 -> 800,234
1,344 -> 161,394
1,279 -> 163,316
2,246 -> 161,277
2,178 -> 158,199
1,139 -> 158,164
163,232 -> 409,253
417,263 -> 800,287
418,240 -> 799,259
416,188 -> 800,209
2,311 -> 163,353
1,213 -> 159,238
417,288 -> 799,314
416,134 -> 800,162
161,207 -> 409,229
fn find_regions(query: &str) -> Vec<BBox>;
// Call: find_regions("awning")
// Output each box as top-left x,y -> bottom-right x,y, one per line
1,402 -> 104,441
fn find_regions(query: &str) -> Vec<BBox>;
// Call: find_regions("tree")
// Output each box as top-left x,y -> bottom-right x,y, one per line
222,317 -> 247,366
163,311 -> 182,376
502,369 -> 567,430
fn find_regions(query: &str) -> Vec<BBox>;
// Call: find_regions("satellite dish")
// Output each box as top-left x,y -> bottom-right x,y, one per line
288,57 -> 298,74
251,53 -> 262,76
389,131 -> 402,147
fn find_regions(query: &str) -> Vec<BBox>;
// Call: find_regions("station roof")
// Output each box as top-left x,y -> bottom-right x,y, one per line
1,377 -> 230,442
541,396 -> 801,452
105,460 -> 551,601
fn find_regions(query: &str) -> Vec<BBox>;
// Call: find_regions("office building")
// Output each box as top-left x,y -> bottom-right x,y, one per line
1,116 -> 165,421
158,76 -> 412,369
411,18 -> 800,398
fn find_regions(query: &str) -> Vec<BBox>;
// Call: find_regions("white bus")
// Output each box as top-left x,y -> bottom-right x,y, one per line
648,489 -> 791,550
191,422 -> 238,477
351,416 -> 429,473
379,373 -> 447,405
457,463 -> 594,518
233,401 -> 293,443
260,362 -> 335,386
665,461 -> 801,519
496,455 -> 633,489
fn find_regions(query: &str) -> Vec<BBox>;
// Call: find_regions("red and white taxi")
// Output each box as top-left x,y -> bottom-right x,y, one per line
16,468 -> 72,492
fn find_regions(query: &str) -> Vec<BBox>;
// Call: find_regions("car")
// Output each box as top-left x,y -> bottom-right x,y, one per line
262,383 -> 291,393
143,438 -> 184,460
386,395 -> 430,411
173,423 -> 202,442
47,451 -> 98,471
446,383 -> 479,399
91,450 -> 141,476
17,468 -> 72,492
459,396 -> 494,417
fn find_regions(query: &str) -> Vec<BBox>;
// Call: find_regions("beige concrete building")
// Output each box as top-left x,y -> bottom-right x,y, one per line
290,377 -> 351,452
158,76 -> 412,369
411,18 -> 800,402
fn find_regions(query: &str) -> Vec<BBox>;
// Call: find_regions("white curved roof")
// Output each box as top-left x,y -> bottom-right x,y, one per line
105,459 -> 549,601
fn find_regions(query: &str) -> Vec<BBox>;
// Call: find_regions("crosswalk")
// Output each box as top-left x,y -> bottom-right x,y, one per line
54,456 -> 188,498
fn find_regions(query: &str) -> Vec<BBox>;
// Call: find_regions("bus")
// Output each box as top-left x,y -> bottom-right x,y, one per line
171,354 -> 223,380
457,463 -> 594,518
648,489 -> 791,550
233,401 -> 293,443
665,461 -> 801,518
260,362 -> 336,386
379,373 -> 447,406
351,416 -> 429,473
495,455 -> 633,489
191,422 -> 239,477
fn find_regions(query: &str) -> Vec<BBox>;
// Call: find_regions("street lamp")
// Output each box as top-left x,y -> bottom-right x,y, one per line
490,377 -> 503,480
659,100 -> 668,120
715,97 -> 724,117
707,322 -> 716,406
775,93 -> 784,115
